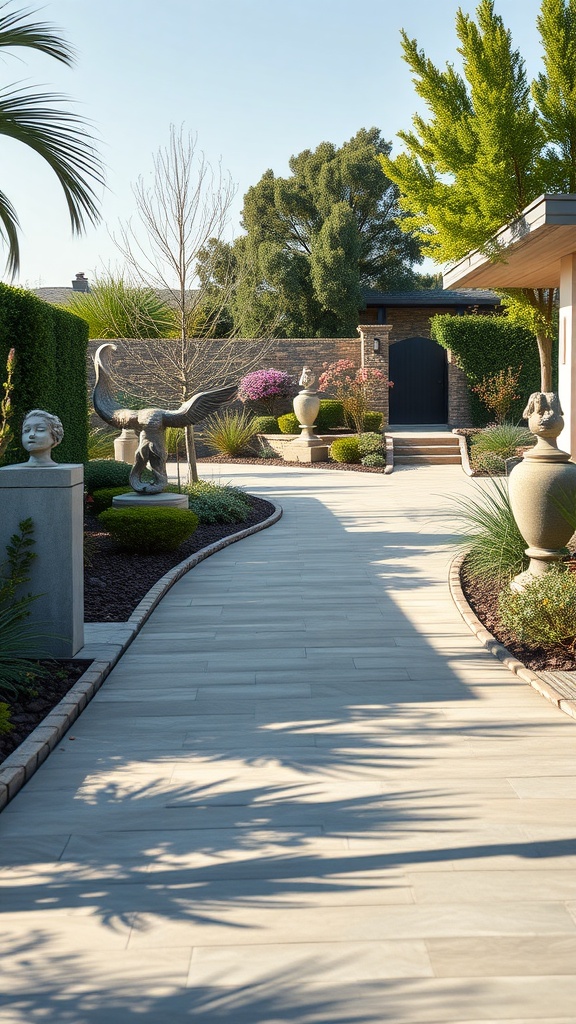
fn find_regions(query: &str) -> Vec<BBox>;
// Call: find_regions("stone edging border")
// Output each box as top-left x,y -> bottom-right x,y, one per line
449,550 -> 576,722
0,500 -> 283,811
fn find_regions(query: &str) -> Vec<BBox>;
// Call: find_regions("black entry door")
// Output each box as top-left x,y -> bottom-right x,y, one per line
388,336 -> 448,424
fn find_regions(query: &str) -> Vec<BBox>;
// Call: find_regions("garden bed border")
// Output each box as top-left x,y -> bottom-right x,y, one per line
0,500 -> 283,811
449,550 -> 576,721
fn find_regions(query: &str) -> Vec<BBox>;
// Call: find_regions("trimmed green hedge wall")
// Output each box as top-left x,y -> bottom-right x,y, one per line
431,314 -> 554,426
0,283 -> 89,464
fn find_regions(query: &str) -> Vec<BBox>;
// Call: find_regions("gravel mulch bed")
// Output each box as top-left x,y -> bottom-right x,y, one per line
0,661 -> 87,764
197,455 -> 388,473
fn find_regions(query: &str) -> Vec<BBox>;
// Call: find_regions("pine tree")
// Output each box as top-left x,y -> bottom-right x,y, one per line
383,0 -> 576,391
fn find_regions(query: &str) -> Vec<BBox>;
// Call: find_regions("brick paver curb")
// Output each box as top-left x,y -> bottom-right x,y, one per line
449,550 -> 576,722
0,500 -> 283,812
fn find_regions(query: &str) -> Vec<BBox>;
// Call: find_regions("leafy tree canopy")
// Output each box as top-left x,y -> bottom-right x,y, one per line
383,0 -> 576,389
201,129 -> 423,338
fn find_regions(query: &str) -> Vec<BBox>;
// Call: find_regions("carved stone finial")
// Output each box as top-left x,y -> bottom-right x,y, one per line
21,409 -> 64,467
522,392 -> 567,461
299,366 -> 316,390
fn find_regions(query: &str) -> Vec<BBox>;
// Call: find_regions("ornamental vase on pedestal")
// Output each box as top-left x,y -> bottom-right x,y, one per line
508,392 -> 576,590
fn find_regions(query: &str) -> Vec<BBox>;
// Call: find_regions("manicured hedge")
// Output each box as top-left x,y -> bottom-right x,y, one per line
430,314 -> 552,426
0,283 -> 89,464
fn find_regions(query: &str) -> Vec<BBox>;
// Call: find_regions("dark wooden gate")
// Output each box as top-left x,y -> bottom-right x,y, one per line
388,336 -> 448,424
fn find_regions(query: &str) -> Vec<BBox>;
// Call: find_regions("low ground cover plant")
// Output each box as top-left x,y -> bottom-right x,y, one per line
178,480 -> 252,523
451,478 -> 527,587
98,506 -> 199,553
498,566 -> 576,649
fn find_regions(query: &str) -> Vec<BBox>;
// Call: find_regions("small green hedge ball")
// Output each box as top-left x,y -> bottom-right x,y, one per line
98,506 -> 199,553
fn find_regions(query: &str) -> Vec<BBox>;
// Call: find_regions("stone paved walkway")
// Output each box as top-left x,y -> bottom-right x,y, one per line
1,464 -> 576,1023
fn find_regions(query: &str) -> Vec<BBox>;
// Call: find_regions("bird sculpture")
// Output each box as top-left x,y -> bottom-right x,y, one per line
92,342 -> 237,494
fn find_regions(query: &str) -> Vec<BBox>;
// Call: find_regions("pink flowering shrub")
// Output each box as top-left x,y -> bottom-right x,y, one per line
319,359 -> 391,434
238,368 -> 296,415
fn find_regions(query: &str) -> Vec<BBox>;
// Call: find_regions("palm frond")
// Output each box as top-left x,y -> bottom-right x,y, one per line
0,4 -> 75,65
0,86 -> 103,272
0,185 -> 19,276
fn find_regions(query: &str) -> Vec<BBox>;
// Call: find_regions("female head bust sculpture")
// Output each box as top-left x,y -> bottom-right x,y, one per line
21,409 -> 64,466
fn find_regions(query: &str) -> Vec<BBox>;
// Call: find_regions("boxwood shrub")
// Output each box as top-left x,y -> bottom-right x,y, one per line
98,506 -> 199,553
278,412 -> 300,434
251,415 -> 281,434
330,437 -> 362,463
90,487 -> 132,514
85,460 -> 132,494
316,400 -> 345,431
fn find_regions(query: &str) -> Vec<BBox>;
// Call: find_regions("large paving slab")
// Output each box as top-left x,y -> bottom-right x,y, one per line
1,463 -> 576,1023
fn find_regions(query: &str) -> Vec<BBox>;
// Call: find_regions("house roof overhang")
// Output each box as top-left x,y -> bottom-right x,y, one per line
443,193 -> 576,290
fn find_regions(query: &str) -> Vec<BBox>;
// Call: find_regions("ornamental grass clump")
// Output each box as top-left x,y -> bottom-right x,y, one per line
451,478 -> 527,587
202,410 -> 260,457
238,368 -> 296,415
498,566 -> 576,649
469,423 -> 534,472
98,507 -> 199,553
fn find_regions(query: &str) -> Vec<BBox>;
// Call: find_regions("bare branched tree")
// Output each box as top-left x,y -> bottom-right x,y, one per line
109,125 -> 271,481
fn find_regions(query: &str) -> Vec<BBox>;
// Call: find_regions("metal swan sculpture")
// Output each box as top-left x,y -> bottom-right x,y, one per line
92,343 -> 238,494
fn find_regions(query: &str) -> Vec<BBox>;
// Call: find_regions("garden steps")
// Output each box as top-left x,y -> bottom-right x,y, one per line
390,431 -> 462,466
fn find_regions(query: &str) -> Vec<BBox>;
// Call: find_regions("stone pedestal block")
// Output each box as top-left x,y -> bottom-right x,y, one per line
112,491 -> 188,509
283,443 -> 330,463
0,464 -> 84,657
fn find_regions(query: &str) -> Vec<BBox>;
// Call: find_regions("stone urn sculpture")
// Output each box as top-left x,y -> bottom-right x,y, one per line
292,366 -> 321,442
508,392 -> 576,591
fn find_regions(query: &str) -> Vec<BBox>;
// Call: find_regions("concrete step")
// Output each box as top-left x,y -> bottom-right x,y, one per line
394,444 -> 460,457
392,435 -> 459,448
394,453 -> 462,465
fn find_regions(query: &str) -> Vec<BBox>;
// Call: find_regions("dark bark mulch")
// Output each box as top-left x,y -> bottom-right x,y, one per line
461,571 -> 576,672
197,455 -> 388,473
0,661 -> 87,764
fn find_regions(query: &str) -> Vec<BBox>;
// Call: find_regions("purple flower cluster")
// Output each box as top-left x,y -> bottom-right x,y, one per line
239,368 -> 295,403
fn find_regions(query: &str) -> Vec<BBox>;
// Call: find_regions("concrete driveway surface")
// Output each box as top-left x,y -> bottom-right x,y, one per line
1,463 -> 575,1023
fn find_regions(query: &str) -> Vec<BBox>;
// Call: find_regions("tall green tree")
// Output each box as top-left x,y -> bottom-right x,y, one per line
0,3 -> 103,277
223,128 -> 422,338
383,0 -> 576,391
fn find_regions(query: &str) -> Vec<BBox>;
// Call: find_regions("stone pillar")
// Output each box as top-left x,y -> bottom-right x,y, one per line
0,464 -> 84,657
114,427 -> 139,464
558,255 -> 576,458
357,324 -> 392,423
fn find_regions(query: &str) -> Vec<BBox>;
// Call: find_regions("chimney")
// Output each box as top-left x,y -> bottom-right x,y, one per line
72,272 -> 89,292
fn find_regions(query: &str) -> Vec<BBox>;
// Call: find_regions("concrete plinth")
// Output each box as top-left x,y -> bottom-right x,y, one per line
0,464 -> 84,657
283,443 -> 330,463
112,491 -> 189,509
113,428 -> 139,464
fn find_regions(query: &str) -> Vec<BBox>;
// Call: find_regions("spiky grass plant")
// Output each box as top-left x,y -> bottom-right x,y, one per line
470,423 -> 534,460
451,478 -> 527,587
87,425 -> 116,460
65,274 -> 175,339
202,410 -> 260,457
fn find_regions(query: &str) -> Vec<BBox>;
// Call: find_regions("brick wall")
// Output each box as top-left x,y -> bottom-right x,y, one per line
88,310 -> 474,427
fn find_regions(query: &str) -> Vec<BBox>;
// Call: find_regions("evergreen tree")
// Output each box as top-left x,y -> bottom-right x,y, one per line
228,128 -> 422,337
383,0 -> 576,391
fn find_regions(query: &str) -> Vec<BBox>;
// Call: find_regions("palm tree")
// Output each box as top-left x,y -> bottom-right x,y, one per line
0,3 -> 104,277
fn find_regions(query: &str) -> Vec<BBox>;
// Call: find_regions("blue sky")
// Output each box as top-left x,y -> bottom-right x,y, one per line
1,0 -> 547,288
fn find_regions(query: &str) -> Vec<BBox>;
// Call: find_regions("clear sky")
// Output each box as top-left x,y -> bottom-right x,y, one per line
1,0 -> 548,289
